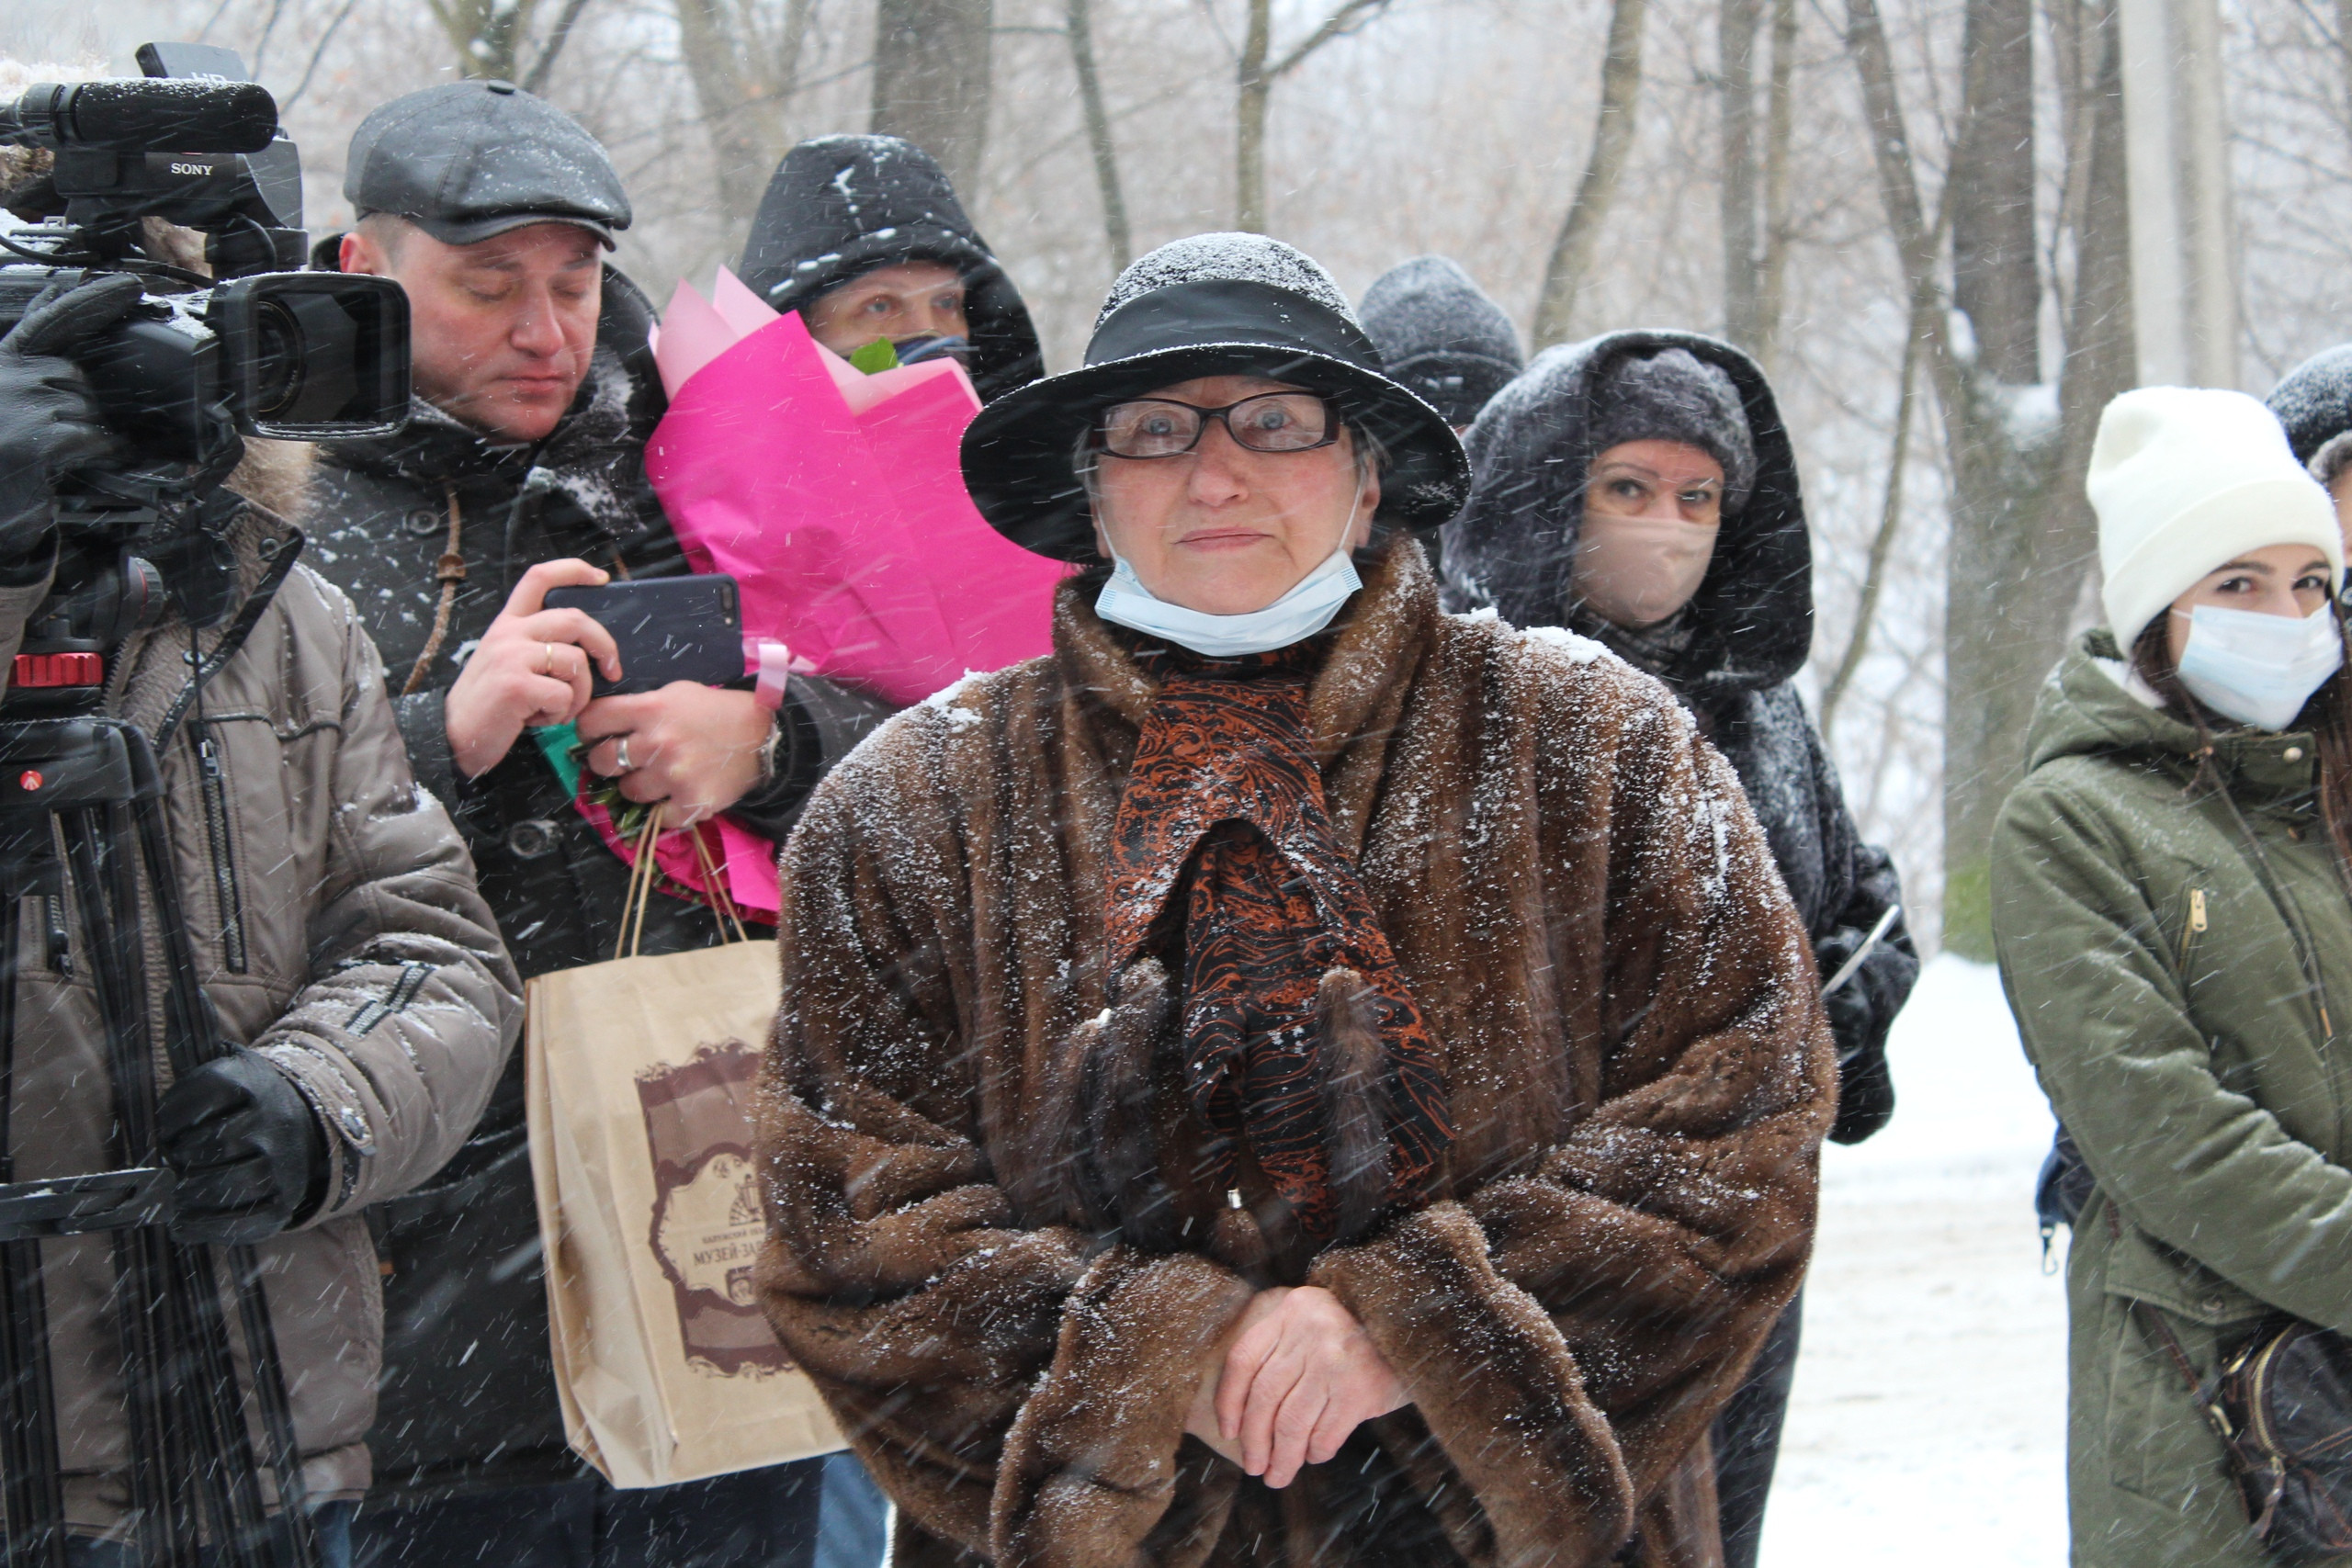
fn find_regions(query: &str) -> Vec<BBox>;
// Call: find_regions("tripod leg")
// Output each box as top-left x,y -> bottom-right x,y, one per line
124,756 -> 315,1568
0,887 -> 65,1568
63,808 -> 205,1568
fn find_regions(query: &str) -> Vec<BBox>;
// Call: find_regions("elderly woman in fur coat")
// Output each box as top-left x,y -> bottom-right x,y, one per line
754,235 -> 1837,1568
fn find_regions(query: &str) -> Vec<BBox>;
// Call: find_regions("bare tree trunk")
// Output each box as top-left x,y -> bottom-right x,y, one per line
1821,295 -> 1929,739
1532,0 -> 1648,346
427,0 -> 542,80
2051,0 -> 2136,598
1951,0 -> 2041,382
2338,0 -> 2352,146
1754,0 -> 1799,366
778,0 -> 816,94
1235,0 -> 1389,233
1721,0 -> 1763,347
520,0 -> 594,92
1849,0 -> 2084,956
872,0 -> 995,195
2049,0 -> 2096,265
1068,0 -> 1133,268
1236,0 -> 1273,231
676,0 -> 787,230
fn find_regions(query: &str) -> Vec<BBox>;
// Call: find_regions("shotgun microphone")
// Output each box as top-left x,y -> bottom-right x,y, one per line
0,78 -> 277,153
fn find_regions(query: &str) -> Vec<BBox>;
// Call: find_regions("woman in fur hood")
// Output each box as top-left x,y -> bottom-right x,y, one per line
755,235 -> 1837,1568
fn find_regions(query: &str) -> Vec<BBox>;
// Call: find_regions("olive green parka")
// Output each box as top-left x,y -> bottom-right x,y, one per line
1994,631 -> 2352,1567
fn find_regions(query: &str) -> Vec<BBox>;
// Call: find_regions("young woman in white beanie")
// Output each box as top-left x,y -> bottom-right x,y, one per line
1994,386 -> 2352,1566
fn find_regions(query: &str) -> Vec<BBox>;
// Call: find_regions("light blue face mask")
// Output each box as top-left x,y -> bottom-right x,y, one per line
2175,603 -> 2344,731
1095,543 -> 1363,658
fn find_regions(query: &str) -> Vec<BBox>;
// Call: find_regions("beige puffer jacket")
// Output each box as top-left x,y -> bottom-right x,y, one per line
0,474 -> 521,1534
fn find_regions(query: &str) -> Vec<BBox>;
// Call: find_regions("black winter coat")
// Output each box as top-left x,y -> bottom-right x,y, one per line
303,254 -> 890,1495
735,133 -> 1043,403
1442,329 -> 1915,1144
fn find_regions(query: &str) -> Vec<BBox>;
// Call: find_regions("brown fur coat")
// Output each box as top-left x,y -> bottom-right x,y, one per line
757,539 -> 1834,1568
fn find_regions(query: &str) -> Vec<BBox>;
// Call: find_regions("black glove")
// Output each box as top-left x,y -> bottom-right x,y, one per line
0,273 -> 143,570
155,1048 -> 332,1246
1816,925 -> 1898,1145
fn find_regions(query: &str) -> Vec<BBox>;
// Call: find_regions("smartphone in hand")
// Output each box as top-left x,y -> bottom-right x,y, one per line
542,576 -> 743,696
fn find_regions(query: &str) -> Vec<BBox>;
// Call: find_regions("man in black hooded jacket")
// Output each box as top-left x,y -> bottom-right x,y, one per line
736,133 -> 1041,401
1442,330 -> 1917,1568
305,84 -> 883,1567
729,132 -> 1044,1565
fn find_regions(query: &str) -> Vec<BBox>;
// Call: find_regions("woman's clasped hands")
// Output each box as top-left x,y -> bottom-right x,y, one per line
1182,1285 -> 1409,1490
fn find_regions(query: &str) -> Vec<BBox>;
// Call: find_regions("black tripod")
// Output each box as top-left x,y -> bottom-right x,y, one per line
0,716 -> 318,1568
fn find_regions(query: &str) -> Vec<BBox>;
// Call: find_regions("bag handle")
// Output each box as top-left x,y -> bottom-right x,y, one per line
688,818 -> 752,945
2106,1203 -> 2208,1386
615,805 -> 664,962
2107,1202 -> 2291,1540
612,805 -> 754,961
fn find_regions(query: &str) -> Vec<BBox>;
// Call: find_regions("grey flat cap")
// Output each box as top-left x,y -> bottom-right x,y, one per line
344,80 -> 630,248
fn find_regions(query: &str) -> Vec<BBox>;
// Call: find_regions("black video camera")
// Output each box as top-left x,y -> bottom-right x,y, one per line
0,42 -> 411,699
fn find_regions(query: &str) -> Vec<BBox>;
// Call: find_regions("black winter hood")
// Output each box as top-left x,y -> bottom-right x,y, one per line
1358,255 -> 1523,427
2267,344 -> 2352,486
1441,329 -> 1811,705
736,133 -> 1043,403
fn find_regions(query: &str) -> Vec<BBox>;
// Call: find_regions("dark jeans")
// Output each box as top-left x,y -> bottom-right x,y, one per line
66,1501 -> 358,1568
1711,1291 -> 1804,1568
349,1461 -> 822,1568
813,1454 -> 888,1568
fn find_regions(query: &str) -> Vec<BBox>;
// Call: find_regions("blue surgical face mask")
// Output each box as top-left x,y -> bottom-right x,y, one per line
2175,602 -> 2344,731
1096,545 -> 1362,658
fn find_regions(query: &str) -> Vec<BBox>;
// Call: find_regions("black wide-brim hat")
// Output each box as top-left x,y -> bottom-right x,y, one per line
962,274 -> 1471,562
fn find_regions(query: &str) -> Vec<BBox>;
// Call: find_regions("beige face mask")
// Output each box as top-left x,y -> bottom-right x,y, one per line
1568,513 -> 1721,628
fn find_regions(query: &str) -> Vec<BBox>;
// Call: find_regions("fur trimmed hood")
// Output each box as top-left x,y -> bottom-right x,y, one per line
758,537 -> 1834,1568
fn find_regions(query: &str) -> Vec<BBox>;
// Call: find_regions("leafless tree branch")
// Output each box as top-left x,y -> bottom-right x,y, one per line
1532,0 -> 1649,345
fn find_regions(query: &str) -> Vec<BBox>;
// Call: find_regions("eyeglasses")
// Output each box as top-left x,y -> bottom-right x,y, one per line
1096,392 -> 1339,458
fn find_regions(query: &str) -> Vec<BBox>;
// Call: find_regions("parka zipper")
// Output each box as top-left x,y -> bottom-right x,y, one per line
196,729 -> 247,973
2177,887 -> 2209,974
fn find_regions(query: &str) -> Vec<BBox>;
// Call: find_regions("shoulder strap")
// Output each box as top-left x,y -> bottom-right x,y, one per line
2105,1201 -> 2206,1391
402,481 -> 468,696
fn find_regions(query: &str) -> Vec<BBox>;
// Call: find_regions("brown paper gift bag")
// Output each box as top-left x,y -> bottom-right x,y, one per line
525,818 -> 843,1488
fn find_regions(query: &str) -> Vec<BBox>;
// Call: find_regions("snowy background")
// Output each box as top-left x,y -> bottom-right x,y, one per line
1761,955 -> 2067,1567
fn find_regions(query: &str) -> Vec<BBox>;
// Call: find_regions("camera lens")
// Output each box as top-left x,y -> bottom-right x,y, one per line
211,272 -> 406,439
248,298 -> 303,420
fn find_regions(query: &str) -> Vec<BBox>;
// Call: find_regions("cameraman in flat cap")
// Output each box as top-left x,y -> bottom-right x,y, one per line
308,81 -> 878,1568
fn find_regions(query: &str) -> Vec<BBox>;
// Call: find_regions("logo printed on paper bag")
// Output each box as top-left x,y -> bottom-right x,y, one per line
637,1040 -> 791,1379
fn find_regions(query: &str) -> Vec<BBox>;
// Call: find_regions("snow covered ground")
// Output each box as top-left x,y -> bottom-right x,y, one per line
1760,955 -> 2071,1567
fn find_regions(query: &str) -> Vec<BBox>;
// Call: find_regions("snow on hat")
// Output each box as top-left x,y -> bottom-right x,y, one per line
962,232 -> 1468,561
1359,256 -> 1524,428
345,80 -> 629,247
2091,386 -> 2344,650
1093,231 -> 1358,325
1589,347 -> 1757,514
2265,344 -> 2352,491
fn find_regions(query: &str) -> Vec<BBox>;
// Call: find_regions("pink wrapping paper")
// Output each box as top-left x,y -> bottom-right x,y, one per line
603,268 -> 1065,914
644,270 -> 1068,708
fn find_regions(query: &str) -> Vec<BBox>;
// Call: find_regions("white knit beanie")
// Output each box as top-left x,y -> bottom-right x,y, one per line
2091,387 -> 2344,650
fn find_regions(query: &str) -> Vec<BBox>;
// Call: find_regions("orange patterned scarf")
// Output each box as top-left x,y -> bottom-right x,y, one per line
1105,642 -> 1452,1247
